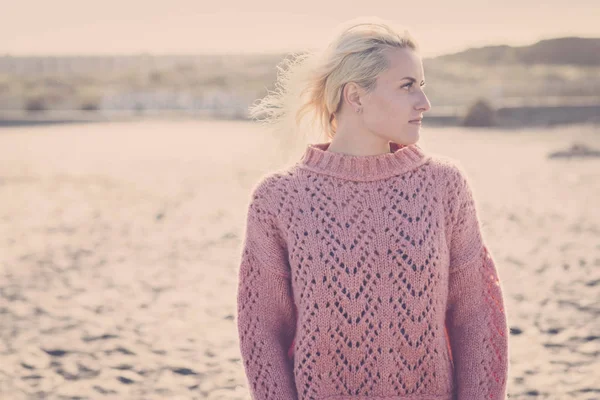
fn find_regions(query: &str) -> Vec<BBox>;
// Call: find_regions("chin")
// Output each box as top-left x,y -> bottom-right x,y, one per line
378,126 -> 419,146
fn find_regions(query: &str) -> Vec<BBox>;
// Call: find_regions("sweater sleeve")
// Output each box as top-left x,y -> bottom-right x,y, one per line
236,177 -> 299,400
445,166 -> 509,400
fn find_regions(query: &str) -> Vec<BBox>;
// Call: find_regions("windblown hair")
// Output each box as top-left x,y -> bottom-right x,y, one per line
248,16 -> 420,145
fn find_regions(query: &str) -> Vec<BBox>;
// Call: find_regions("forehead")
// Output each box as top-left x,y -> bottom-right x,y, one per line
378,48 -> 424,82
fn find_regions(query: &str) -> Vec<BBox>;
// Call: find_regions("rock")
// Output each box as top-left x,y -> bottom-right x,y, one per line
548,142 -> 600,159
462,98 -> 497,127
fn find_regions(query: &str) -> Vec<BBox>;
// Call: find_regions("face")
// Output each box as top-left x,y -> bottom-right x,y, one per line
360,47 -> 431,145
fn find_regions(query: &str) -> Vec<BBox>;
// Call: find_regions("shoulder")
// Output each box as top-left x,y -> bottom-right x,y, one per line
423,154 -> 477,217
246,168 -> 296,221
424,153 -> 470,191
249,160 -> 306,197
249,169 -> 291,201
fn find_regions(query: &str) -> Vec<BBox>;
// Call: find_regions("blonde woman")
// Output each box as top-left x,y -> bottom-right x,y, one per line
236,16 -> 509,400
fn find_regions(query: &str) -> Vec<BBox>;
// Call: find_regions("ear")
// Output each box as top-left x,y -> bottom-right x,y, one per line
344,82 -> 363,110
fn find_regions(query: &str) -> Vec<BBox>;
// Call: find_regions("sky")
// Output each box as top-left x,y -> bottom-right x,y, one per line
2,1 -> 599,58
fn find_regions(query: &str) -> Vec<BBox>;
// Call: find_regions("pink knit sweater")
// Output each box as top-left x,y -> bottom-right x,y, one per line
236,141 -> 509,400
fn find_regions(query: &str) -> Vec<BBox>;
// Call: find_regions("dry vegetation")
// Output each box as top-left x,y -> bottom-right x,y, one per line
0,52 -> 599,118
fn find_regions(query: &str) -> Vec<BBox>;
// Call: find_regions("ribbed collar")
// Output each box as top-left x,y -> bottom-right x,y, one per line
297,141 -> 431,182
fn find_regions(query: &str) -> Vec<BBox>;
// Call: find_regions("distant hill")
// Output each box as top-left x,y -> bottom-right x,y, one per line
428,37 -> 600,66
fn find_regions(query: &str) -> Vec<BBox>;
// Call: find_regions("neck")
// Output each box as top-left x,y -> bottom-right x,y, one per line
327,132 -> 393,156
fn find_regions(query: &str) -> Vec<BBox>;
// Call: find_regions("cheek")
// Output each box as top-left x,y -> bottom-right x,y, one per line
390,95 -> 412,118
377,92 -> 404,114
366,91 -> 409,123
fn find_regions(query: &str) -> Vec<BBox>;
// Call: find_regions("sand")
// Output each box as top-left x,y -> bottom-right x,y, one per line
0,119 -> 598,399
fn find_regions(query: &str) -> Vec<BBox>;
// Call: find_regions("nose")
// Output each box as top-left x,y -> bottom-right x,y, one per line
416,92 -> 431,113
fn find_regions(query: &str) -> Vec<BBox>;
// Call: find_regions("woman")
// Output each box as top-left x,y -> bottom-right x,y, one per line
236,16 -> 509,400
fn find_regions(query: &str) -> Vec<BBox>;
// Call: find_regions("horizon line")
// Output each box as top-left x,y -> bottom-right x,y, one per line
1,35 -> 598,60
0,35 -> 600,59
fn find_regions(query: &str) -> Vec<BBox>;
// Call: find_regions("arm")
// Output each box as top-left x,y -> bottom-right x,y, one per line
236,177 -> 298,400
445,166 -> 509,400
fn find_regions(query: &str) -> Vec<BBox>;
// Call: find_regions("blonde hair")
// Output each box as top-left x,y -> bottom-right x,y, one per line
248,16 -> 420,149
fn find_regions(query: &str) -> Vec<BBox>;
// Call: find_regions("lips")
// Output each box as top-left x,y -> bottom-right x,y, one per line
409,119 -> 422,123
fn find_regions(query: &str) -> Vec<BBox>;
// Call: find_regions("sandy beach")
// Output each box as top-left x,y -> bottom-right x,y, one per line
0,119 -> 598,399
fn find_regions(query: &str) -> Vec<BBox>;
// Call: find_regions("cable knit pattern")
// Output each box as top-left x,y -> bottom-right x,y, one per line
236,141 -> 509,400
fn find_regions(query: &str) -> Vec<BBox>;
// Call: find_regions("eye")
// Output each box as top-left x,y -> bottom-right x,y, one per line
402,82 -> 426,90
